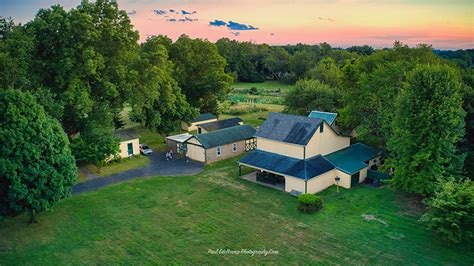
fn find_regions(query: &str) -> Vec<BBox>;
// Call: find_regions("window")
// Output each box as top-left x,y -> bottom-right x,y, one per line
232,143 -> 237,152
320,123 -> 324,133
216,146 -> 222,156
245,138 -> 257,151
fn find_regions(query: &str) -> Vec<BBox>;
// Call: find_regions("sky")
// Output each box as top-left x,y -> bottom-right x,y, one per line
1,0 -> 473,49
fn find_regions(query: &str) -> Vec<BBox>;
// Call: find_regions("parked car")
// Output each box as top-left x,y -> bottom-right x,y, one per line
139,144 -> 153,155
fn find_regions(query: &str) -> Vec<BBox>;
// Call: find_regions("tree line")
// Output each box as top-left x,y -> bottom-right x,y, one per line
0,1 -> 232,223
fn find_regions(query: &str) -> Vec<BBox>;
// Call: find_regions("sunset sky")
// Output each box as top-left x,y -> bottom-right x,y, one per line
1,0 -> 473,49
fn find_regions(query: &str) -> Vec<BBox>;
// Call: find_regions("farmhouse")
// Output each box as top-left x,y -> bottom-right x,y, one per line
238,112 -> 381,194
186,124 -> 257,163
181,113 -> 217,131
114,128 -> 140,158
197,117 -> 243,133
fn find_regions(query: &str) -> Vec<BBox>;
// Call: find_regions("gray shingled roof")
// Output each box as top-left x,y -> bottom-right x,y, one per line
192,113 -> 217,123
255,112 -> 323,145
114,128 -> 139,141
191,124 -> 256,149
198,117 -> 243,132
239,149 -> 335,180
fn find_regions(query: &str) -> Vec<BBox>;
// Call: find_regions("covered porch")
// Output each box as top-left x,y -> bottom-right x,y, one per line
239,171 -> 285,191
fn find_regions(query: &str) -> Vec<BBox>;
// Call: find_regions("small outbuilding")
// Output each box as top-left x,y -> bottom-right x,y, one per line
114,128 -> 140,158
197,117 -> 243,133
181,113 -> 217,131
165,133 -> 193,156
185,124 -> 257,163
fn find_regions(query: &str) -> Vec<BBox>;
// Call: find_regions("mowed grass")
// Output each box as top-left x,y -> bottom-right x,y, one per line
85,155 -> 150,176
232,80 -> 293,91
1,157 -> 473,265
221,103 -> 284,127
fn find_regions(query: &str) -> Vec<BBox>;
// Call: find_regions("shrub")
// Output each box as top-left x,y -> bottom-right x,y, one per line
298,194 -> 323,214
421,178 -> 474,243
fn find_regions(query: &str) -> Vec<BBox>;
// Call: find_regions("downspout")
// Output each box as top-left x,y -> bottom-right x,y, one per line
304,146 -> 307,194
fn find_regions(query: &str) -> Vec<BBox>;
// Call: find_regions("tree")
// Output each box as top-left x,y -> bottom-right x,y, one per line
339,42 -> 440,148
170,35 -> 232,114
0,19 -> 35,90
25,1 -> 139,136
71,106 -> 119,172
129,36 -> 196,133
284,79 -> 341,115
421,178 -> 474,243
387,64 -> 466,196
0,90 -> 77,223
305,57 -> 343,88
264,47 -> 290,80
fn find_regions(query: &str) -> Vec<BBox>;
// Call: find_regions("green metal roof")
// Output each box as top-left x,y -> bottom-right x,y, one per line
308,111 -> 337,125
324,143 -> 381,174
192,113 -> 217,123
192,125 -> 256,149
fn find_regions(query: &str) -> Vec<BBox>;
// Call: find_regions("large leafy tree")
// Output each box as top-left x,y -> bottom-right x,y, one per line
284,79 -> 341,115
0,90 -> 77,223
339,42 -> 439,148
387,64 -> 465,196
169,35 -> 232,114
26,0 -> 139,136
216,38 -> 268,82
129,36 -> 196,133
305,57 -> 343,88
0,18 -> 35,90
263,47 -> 290,81
71,106 -> 119,172
421,178 -> 474,243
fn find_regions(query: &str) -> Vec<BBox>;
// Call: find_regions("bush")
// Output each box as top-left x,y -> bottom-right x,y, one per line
297,194 -> 323,214
421,178 -> 474,243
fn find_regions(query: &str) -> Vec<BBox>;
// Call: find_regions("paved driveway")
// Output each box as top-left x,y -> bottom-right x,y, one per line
72,152 -> 204,195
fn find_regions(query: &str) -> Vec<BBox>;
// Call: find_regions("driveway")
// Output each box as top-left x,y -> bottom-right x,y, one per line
72,152 -> 204,195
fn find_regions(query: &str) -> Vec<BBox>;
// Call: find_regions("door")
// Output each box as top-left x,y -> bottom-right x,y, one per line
351,172 -> 360,187
127,143 -> 133,156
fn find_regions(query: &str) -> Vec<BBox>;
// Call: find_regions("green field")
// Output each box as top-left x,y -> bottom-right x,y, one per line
1,157 -> 472,265
232,81 -> 293,90
229,81 -> 292,105
221,103 -> 284,127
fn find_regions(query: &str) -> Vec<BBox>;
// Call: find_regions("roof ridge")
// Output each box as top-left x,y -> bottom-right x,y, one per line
310,110 -> 338,115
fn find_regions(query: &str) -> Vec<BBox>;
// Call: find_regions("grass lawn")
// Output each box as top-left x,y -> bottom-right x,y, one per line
232,80 -> 293,91
1,157 -> 472,264
85,155 -> 150,177
221,103 -> 284,127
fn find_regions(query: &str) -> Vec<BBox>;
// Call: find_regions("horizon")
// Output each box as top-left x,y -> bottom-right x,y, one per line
1,0 -> 473,50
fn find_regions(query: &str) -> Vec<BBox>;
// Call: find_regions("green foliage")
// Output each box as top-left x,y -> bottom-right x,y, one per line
216,38 -> 268,82
71,106 -> 119,172
170,35 -> 233,114
284,79 -> 341,115
297,194 -> 323,213
20,1 -> 139,135
305,57 -> 343,88
0,90 -> 77,223
387,64 -> 466,196
129,36 -> 196,134
421,178 -> 474,243
339,42 -> 440,148
0,21 -> 35,90
263,47 -> 290,80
